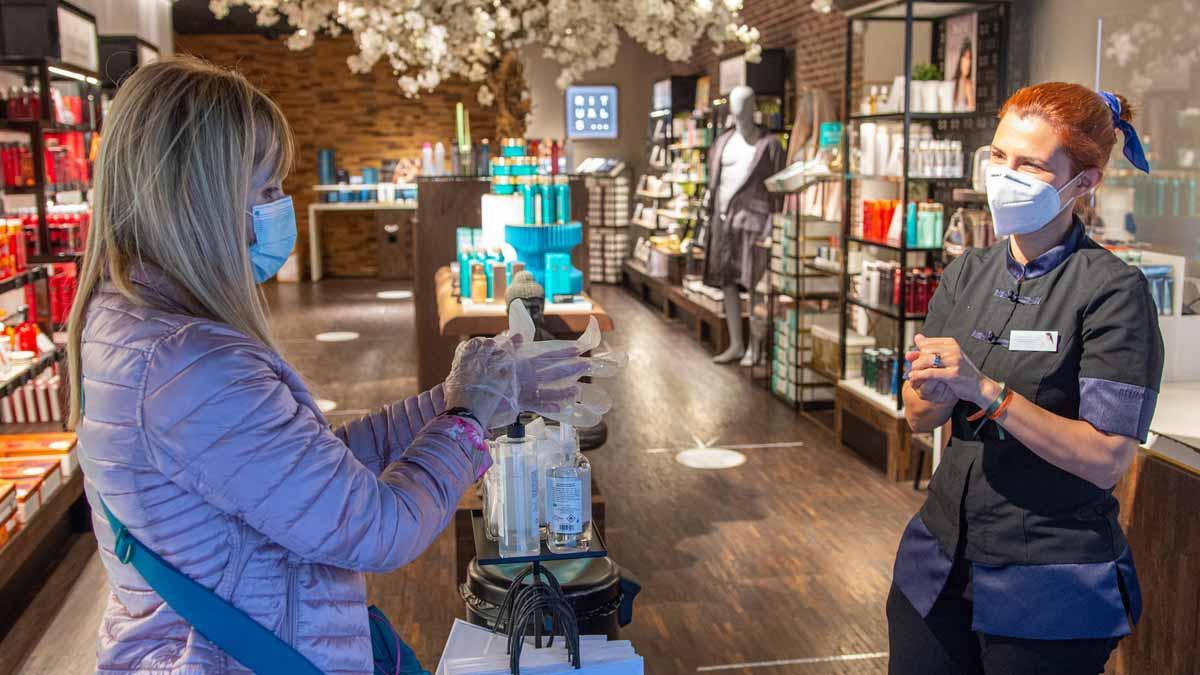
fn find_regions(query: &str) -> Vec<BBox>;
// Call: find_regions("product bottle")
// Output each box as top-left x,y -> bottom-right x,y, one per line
547,425 -> 592,554
421,143 -> 435,177
458,246 -> 474,296
554,175 -> 571,224
538,176 -> 556,225
521,177 -> 538,225
451,140 -> 462,176
470,263 -> 487,304
434,142 -> 446,177
550,140 -> 560,176
478,139 -> 491,177
497,421 -> 541,558
491,262 -> 508,302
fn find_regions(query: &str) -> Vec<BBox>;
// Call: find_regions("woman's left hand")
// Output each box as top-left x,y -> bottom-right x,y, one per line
907,334 -> 997,408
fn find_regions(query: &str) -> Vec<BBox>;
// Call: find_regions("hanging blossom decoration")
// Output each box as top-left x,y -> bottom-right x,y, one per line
1104,0 -> 1200,97
209,0 -> 762,105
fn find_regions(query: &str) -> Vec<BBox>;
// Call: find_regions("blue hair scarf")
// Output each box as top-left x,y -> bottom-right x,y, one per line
1099,90 -> 1151,173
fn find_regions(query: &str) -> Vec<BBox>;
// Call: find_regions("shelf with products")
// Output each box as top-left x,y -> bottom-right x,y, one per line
1,57 -> 101,267
0,266 -> 48,296
837,0 -> 1009,433
0,349 -> 62,400
846,296 -> 926,323
849,112 -> 984,123
757,185 -> 843,415
846,236 -> 942,253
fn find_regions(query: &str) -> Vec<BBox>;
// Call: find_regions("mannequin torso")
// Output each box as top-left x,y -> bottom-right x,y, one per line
716,130 -> 757,216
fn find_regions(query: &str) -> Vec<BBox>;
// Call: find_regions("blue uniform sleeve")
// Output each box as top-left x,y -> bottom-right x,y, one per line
1077,267 -> 1164,442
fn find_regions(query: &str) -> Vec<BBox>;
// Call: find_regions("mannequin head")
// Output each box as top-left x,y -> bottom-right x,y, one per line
729,86 -> 757,131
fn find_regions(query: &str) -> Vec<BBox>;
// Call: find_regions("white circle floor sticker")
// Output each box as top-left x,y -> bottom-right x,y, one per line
674,448 -> 748,470
315,331 -> 360,343
376,290 -> 413,300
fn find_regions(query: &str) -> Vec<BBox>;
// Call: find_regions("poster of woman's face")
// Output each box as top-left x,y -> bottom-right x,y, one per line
945,12 -> 977,112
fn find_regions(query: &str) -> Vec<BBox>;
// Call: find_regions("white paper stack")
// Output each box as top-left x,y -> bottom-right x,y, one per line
438,620 -> 643,675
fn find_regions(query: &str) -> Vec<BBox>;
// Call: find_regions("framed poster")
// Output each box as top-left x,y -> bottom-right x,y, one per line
719,55 -> 745,95
57,3 -> 99,73
652,79 -> 671,112
566,85 -> 618,139
944,11 -> 977,112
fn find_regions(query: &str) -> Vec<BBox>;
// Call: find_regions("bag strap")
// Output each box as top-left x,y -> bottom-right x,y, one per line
98,497 -> 324,675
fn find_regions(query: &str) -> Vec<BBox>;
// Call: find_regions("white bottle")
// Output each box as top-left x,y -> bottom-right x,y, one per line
421,143 -> 435,176
434,142 -> 446,177
547,434 -> 592,554
538,423 -> 572,534
497,422 -> 540,558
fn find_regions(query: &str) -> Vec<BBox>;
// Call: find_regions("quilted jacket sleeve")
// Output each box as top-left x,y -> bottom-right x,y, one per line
332,386 -> 447,475
140,322 -> 477,573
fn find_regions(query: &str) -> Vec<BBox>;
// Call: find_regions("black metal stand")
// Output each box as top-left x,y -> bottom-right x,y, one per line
471,511 -> 608,674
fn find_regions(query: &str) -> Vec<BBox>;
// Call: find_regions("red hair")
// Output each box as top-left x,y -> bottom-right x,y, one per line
999,82 -> 1134,173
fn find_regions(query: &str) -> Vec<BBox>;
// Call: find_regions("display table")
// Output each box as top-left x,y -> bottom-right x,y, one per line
621,260 -> 741,355
435,267 -> 614,339
307,201 -> 417,282
835,379 -> 928,482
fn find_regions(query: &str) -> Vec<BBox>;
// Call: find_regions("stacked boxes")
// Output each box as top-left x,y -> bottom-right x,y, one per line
0,433 -> 77,550
682,278 -> 732,316
586,175 -> 631,284
0,480 -> 15,548
588,230 -> 630,284
770,212 -> 841,298
771,309 -> 838,404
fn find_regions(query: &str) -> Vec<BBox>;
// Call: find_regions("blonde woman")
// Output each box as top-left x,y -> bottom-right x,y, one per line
69,57 -> 579,674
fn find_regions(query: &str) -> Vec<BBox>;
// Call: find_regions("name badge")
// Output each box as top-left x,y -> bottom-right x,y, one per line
1009,330 -> 1059,352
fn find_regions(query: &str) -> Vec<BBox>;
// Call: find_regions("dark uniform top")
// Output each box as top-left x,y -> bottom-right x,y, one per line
893,220 -> 1164,639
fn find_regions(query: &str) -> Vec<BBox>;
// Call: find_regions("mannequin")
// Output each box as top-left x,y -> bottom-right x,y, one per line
702,85 -> 785,364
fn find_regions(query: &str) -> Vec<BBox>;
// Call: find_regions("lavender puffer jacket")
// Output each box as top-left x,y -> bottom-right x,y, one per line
77,266 -> 479,674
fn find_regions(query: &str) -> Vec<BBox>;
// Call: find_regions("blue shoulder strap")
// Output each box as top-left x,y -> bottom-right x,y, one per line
98,498 -> 323,675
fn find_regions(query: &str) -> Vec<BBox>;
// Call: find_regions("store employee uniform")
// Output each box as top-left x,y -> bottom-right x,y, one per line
888,220 -> 1164,674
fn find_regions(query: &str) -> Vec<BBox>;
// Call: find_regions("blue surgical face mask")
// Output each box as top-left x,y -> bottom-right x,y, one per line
248,195 -> 297,283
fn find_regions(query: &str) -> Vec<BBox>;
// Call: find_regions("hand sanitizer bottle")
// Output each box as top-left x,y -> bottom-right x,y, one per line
547,424 -> 592,554
497,421 -> 540,558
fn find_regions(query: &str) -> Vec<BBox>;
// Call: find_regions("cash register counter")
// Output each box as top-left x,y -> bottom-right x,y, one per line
1108,383 -> 1200,674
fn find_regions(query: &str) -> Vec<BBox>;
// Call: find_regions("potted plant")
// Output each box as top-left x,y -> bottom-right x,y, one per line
911,63 -> 944,113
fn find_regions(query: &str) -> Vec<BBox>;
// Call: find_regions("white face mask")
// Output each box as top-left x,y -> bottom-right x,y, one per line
986,165 -> 1087,237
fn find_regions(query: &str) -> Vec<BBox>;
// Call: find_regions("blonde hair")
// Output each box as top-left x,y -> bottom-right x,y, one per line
67,56 -> 294,427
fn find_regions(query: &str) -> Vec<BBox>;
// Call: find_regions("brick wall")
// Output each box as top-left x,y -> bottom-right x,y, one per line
663,1 -> 861,116
175,34 -> 497,279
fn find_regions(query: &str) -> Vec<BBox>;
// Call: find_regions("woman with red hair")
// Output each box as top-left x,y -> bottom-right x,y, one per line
888,82 -> 1162,674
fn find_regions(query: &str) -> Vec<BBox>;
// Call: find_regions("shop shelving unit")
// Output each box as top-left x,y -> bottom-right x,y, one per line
834,0 -> 1009,482
0,57 -> 100,264
754,176 -> 843,417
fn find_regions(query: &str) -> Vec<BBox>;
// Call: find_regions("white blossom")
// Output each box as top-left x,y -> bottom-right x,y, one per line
211,0 -> 760,101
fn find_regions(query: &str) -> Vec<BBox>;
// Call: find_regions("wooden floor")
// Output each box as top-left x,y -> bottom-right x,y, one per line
13,279 -> 923,674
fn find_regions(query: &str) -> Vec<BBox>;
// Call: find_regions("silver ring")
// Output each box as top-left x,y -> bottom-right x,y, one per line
932,353 -> 944,368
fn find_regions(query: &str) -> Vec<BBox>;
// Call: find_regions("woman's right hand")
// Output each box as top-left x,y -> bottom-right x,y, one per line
444,338 -> 519,430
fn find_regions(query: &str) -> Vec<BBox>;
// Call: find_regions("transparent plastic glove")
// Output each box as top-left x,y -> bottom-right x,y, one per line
444,337 -> 519,431
496,302 -> 627,427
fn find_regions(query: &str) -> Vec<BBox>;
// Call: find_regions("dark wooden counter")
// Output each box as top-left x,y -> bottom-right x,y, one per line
1108,437 -> 1200,675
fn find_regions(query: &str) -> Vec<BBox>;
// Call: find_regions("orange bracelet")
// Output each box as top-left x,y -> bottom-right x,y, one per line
967,383 -> 1009,422
989,389 -> 1015,420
